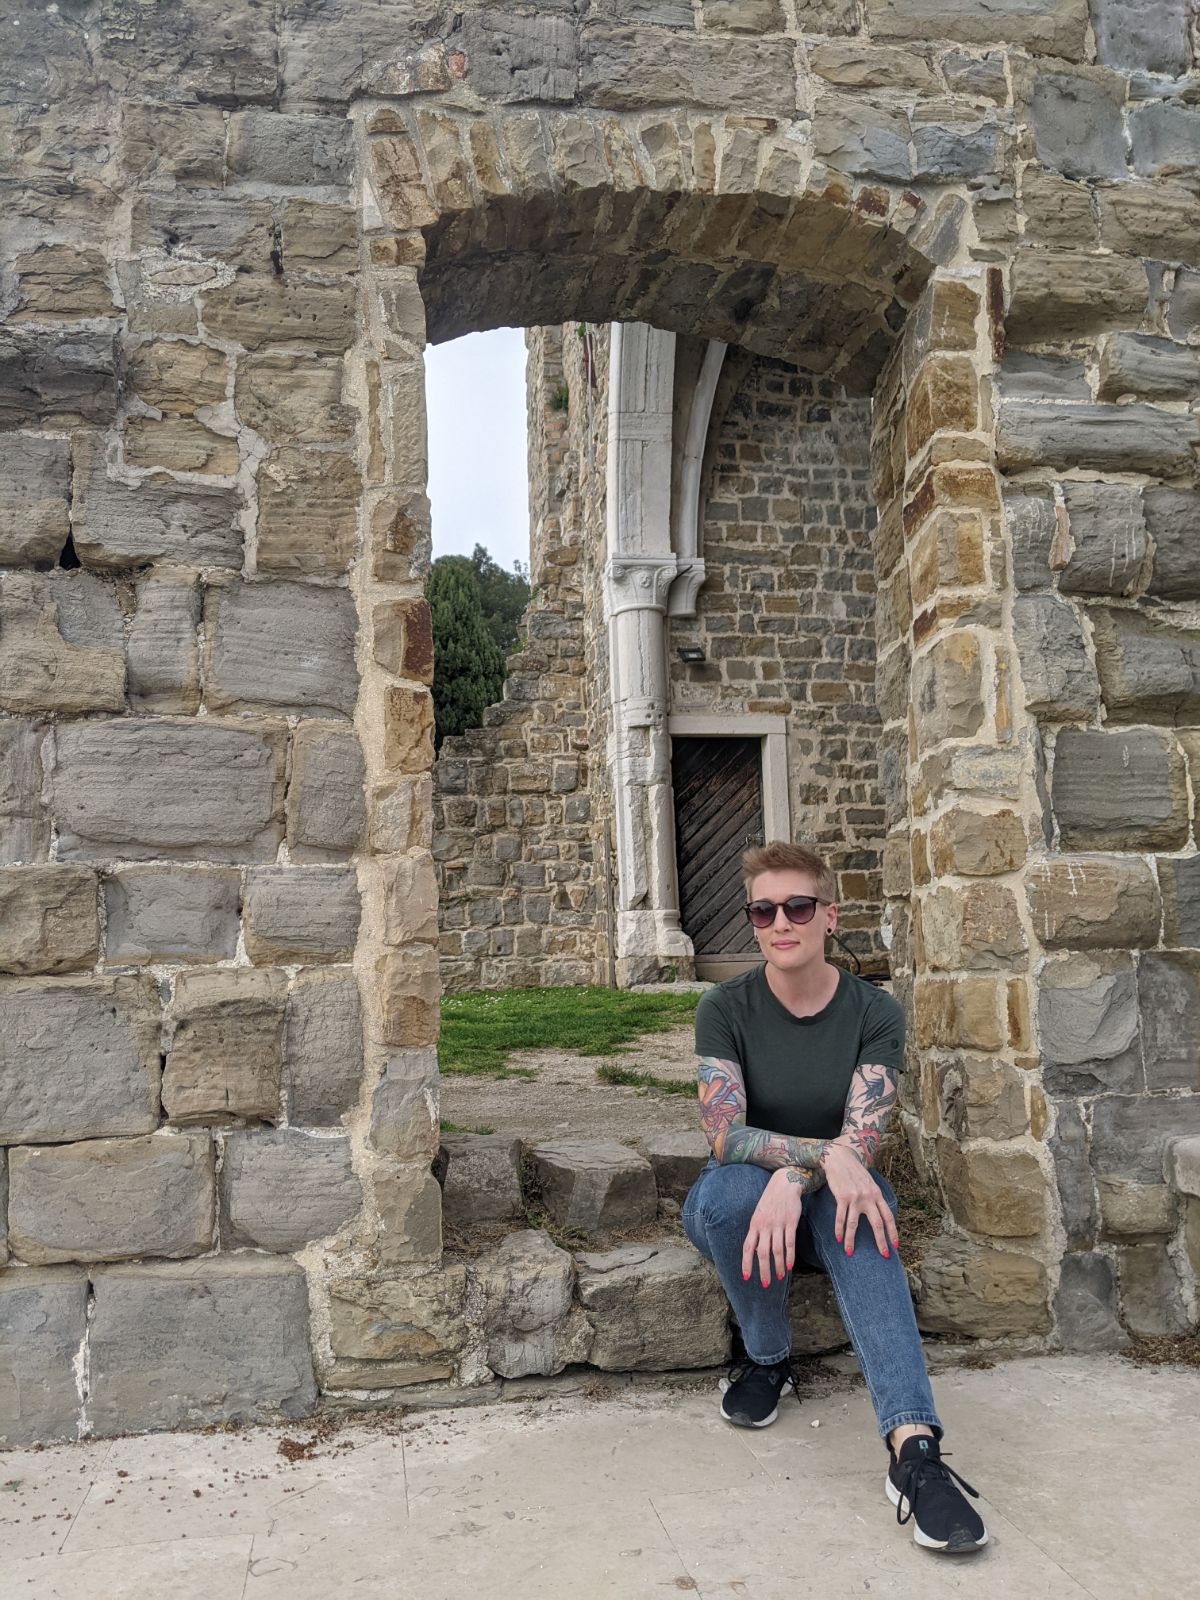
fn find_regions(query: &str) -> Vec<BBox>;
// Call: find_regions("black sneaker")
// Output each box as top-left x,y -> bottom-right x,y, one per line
887,1435 -> 988,1552
718,1358 -> 796,1428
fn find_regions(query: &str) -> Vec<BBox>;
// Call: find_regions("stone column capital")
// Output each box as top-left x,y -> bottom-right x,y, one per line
603,554 -> 678,619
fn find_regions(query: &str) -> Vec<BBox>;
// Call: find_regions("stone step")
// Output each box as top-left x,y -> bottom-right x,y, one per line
575,1241 -> 731,1371
529,1138 -> 658,1237
439,1133 -> 525,1229
644,1131 -> 710,1202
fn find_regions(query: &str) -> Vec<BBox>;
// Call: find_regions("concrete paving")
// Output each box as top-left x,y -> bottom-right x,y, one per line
0,1354 -> 1196,1599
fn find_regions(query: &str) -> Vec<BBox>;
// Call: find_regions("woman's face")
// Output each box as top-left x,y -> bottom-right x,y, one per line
747,868 -> 837,975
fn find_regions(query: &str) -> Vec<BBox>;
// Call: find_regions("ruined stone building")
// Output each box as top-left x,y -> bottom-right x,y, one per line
2,0 -> 1200,1445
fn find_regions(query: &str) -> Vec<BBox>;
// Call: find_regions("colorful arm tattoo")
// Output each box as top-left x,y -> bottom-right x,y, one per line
833,1062 -> 899,1168
696,1055 -> 828,1185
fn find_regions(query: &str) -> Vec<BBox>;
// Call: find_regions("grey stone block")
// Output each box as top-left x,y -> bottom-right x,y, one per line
531,1139 -> 658,1236
164,968 -> 286,1126
1054,1252 -> 1126,1353
286,722 -> 367,859
1005,494 -> 1059,591
243,866 -> 361,963
95,0 -> 279,105
1092,0 -> 1189,74
0,975 -> 161,1144
1167,267 -> 1200,342
205,581 -> 358,718
440,1133 -> 525,1228
911,118 -> 999,181
0,865 -> 100,976
368,1048 -> 440,1161
284,970 -> 364,1126
104,867 -> 241,965
1098,1176 -> 1178,1239
576,1242 -> 732,1370
1138,954 -> 1200,1093
127,574 -> 201,713
475,1229 -> 591,1380
1049,1100 -> 1098,1250
1091,608 -> 1200,726
1145,488 -> 1200,599
0,719 -> 49,865
997,402 -> 1197,477
1130,102 -> 1200,179
0,330 -> 117,431
1059,483 -> 1147,598
70,446 -> 243,570
1160,855 -> 1200,947
220,1129 -> 362,1252
1039,956 -> 1141,1093
813,97 -> 913,181
1012,595 -> 1100,720
460,11 -> 579,104
940,48 -> 1008,102
88,1257 -> 317,1436
1092,1095 -> 1200,1183
1165,1136 -> 1200,1198
1052,727 -> 1189,851
1117,1241 -> 1190,1336
997,352 -> 1089,403
0,435 -> 71,566
864,0 -> 1088,59
579,20 -> 797,111
130,192 -> 274,270
1098,334 -> 1200,405
0,571 -> 126,717
52,718 -> 286,863
1032,71 -> 1127,181
8,1134 -> 214,1265
227,110 -> 353,187
645,1132 -> 711,1203
0,1267 -> 88,1447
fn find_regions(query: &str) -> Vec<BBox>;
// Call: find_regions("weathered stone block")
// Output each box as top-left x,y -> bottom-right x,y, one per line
1032,70 -> 1126,181
813,96 -> 913,182
131,193 -> 275,270
1138,953 -> 1200,1093
373,597 -> 434,683
915,974 -> 1005,1051
1006,493 -> 1059,592
89,1257 -> 317,1436
0,976 -> 161,1144
1006,254 -> 1148,344
1012,595 -> 1099,721
382,851 -> 439,945
0,1268 -> 89,1446
127,572 -> 202,713
163,968 -> 286,1125
1091,1094 -> 1200,1183
911,631 -> 984,749
1052,728 -> 1188,851
200,277 -> 356,354
0,720 -> 48,865
580,20 -> 796,111
70,446 -> 243,570
440,1133 -> 525,1228
120,102 -> 226,186
1039,954 -> 1140,1097
52,718 -> 286,862
104,867 -> 240,966
0,435 -> 70,565
205,581 -> 358,717
384,684 -> 436,772
929,807 -> 1026,877
0,570 -> 125,716
475,1228 -> 591,1380
1054,1252 -> 1126,1352
1117,1241 -> 1190,1336
124,415 -> 239,476
235,354 -> 354,444
866,0 -> 1087,56
0,866 -> 99,976
939,1055 -> 1029,1142
1091,608 -> 1200,726
1059,482 -> 1146,598
1098,1177 -> 1177,1239
126,341 -> 229,417
1050,1099 -> 1097,1250
329,1266 -> 467,1376
1098,334 -> 1200,405
227,110 -> 353,187
243,866 -> 361,963
8,1134 -> 214,1265
376,1165 -> 443,1265
376,948 -> 440,1048
1145,489 -> 1200,600
0,1148 -> 6,1264
1092,0 -> 1189,73
1167,267 -> 1200,342
1165,1136 -> 1200,1198
1159,856 -> 1200,948
915,1233 -> 1050,1336
644,1132 -> 711,1203
0,329 -> 116,431
284,970 -> 364,1125
220,1129 -> 362,1252
281,200 -> 358,272
937,1139 -> 1046,1238
576,1242 -> 731,1370
458,12 -> 578,104
531,1140 -> 658,1236
287,722 -> 367,858
256,447 -> 360,574
10,244 -> 113,322
1130,102 -> 1200,181
998,351 -> 1090,404
787,1272 -> 849,1356
920,882 -> 1026,971
1028,857 -> 1160,950
368,1047 -> 440,1158
1098,181 -> 1200,265
997,401 -> 1197,477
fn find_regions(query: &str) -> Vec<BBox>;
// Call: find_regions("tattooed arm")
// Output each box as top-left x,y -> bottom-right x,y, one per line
829,1062 -> 899,1168
696,1055 -> 826,1194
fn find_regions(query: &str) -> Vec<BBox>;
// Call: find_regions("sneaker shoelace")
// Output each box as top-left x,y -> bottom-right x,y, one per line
725,1357 -> 803,1405
894,1451 -> 980,1528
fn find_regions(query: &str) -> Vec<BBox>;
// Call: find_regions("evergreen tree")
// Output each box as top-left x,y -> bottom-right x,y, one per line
469,543 -> 531,654
428,558 -> 507,750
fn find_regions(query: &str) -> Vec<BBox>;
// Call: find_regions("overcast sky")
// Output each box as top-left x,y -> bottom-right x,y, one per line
426,327 -> 531,573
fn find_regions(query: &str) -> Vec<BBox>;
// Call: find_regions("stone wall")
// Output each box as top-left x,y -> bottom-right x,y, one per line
2,0 -> 1199,1443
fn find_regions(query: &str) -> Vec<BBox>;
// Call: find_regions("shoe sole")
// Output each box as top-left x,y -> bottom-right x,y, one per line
885,1475 -> 989,1552
718,1376 -> 794,1429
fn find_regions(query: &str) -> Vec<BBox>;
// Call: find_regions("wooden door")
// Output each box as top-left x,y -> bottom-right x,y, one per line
672,736 -> 764,969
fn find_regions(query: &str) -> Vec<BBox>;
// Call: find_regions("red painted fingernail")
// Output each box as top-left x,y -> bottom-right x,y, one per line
882,1248 -> 890,1259
761,1278 -> 769,1288
847,1248 -> 853,1257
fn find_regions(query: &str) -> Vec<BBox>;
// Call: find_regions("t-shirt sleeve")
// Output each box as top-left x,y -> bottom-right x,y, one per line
856,990 -> 906,1073
694,989 -> 741,1064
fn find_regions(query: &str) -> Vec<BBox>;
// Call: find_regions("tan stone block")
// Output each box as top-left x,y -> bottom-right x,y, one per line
903,463 -> 998,539
881,831 -> 912,898
809,40 -> 939,91
367,235 -> 427,271
905,356 -> 979,457
915,974 -> 1004,1050
1020,170 -> 1098,248
126,342 -> 229,417
1027,856 -> 1161,949
200,277 -> 356,354
1098,1177 -> 1178,1239
13,245 -> 113,322
467,118 -> 511,199
919,745 -> 1026,808
371,270 -> 426,358
910,828 -> 930,888
368,775 -> 434,855
124,418 -> 239,475
369,133 -> 438,231
1008,251 -> 1148,343
0,867 -> 99,975
920,882 -> 1026,971
1098,181 -> 1200,266
382,852 -> 439,946
0,573 -> 125,717
1007,976 -> 1032,1053
382,360 -> 427,484
910,512 -> 985,607
938,1055 -> 1029,1141
929,806 -> 1026,876
376,1165 -> 442,1266
938,1138 -> 1047,1237
120,103 -> 225,186
915,1234 -> 1050,1337
375,948 -> 440,1048
235,354 -> 354,444
384,685 -> 435,774
911,630 -> 985,750
280,200 -> 357,272
256,447 -> 359,575
875,564 -> 912,652
328,1265 -> 466,1362
373,598 -> 434,684
163,969 -> 287,1125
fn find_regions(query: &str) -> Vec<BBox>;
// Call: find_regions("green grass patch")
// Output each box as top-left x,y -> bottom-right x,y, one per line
439,984 -> 700,1078
595,1063 -> 696,1097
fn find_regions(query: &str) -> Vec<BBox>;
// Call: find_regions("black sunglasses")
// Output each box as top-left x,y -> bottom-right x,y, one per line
744,895 -> 831,930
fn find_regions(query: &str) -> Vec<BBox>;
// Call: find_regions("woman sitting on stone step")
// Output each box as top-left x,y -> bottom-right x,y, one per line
682,840 -> 988,1556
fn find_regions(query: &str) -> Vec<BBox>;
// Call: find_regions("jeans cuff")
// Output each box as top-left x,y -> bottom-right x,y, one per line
878,1410 -> 943,1444
743,1343 -> 791,1367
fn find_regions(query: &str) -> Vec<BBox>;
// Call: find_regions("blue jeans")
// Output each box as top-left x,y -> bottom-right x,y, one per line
682,1160 -> 942,1442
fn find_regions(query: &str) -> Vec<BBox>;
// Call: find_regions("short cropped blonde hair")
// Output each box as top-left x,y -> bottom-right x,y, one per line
741,841 -> 836,903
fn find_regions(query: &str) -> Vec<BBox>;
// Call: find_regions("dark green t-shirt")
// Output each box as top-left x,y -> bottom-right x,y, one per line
693,965 -> 905,1141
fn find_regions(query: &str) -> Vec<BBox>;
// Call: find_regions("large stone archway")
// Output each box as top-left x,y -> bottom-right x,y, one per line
2,1 -> 1199,1442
